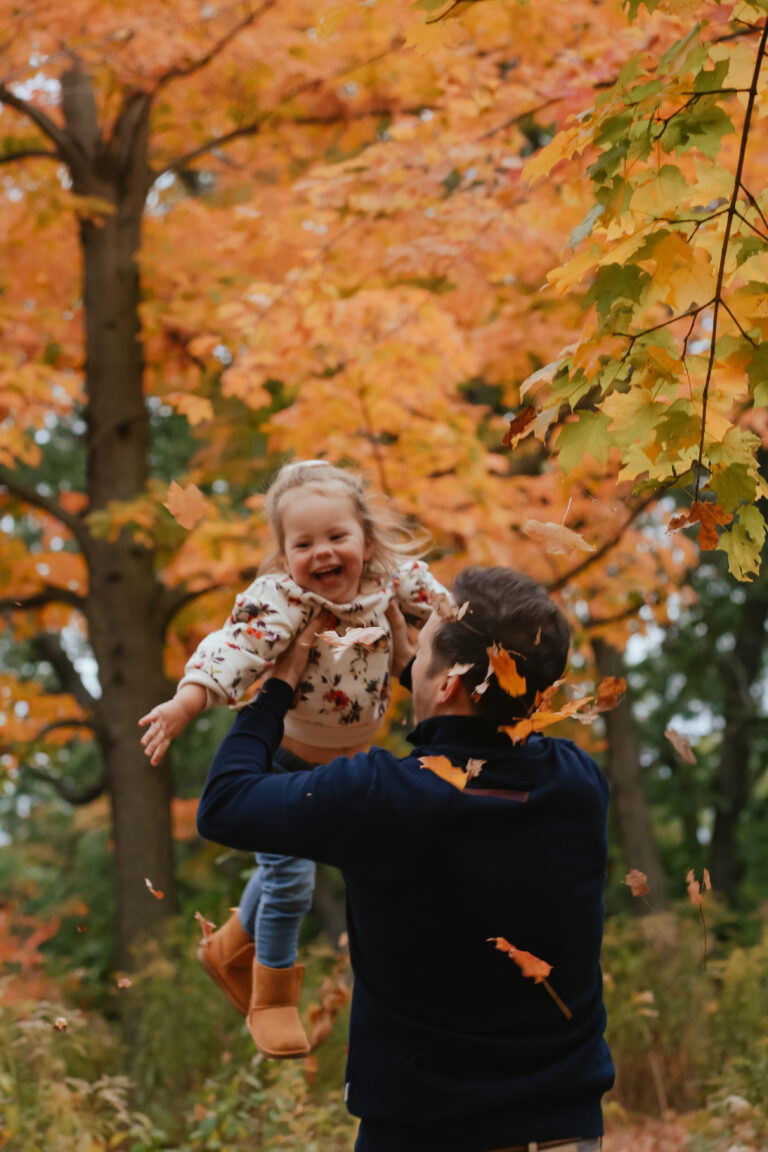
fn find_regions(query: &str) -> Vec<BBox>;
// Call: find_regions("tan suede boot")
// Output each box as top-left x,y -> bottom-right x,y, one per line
246,959 -> 311,1058
197,910 -> 255,1016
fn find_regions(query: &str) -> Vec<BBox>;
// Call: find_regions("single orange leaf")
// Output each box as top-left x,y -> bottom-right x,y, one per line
665,727 -> 697,764
487,937 -> 552,982
625,869 -> 649,898
418,754 -> 469,791
145,877 -> 164,900
487,645 -> 527,697
163,480 -> 209,531
686,868 -> 703,907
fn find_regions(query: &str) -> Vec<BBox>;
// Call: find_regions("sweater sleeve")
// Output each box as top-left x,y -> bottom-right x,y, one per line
196,677 -> 376,867
178,576 -> 310,707
393,560 -> 451,624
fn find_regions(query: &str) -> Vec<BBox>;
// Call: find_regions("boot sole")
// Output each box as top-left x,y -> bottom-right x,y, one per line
196,945 -> 250,1017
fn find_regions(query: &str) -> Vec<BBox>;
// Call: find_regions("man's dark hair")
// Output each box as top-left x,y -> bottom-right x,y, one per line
429,567 -> 571,725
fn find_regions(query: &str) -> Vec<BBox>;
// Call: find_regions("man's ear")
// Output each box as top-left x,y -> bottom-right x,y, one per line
436,669 -> 468,707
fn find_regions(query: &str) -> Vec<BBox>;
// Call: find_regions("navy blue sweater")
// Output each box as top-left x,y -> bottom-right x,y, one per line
197,678 -> 615,1152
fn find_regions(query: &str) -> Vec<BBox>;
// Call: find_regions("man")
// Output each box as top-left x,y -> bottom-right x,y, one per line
197,566 -> 615,1152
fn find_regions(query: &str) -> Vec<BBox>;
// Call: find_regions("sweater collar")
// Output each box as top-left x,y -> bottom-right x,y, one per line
407,714 -> 515,751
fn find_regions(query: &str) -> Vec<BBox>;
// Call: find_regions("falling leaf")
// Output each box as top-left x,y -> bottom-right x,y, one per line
318,626 -> 387,660
703,868 -> 712,891
487,644 -> 527,697
487,937 -> 572,1018
456,601 -> 470,620
521,518 -> 596,556
53,1017 -> 68,1032
163,480 -> 209,531
117,976 -> 133,989
625,869 -> 649,897
145,877 -> 164,900
447,662 -> 474,677
195,910 -> 216,938
419,754 -> 469,791
428,588 -> 460,620
665,727 -> 697,764
465,758 -> 486,780
686,868 -> 703,907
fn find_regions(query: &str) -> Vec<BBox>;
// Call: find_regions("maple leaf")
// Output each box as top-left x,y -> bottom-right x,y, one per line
53,1017 -> 68,1032
465,758 -> 486,779
162,480 -> 209,531
521,518 -> 596,556
418,754 -> 470,791
502,406 -> 536,446
625,869 -> 649,897
685,869 -> 702,907
488,937 -> 573,1018
486,644 -> 527,697
318,626 -> 387,660
665,727 -> 697,764
144,877 -> 164,900
116,976 -> 133,989
668,501 -> 733,551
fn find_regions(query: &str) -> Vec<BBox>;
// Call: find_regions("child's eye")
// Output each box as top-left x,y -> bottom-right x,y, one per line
331,532 -> 347,540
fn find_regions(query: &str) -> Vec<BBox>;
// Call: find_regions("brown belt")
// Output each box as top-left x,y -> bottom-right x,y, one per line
488,1141 -> 601,1152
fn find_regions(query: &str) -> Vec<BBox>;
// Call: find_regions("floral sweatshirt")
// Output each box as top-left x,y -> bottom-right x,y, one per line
179,560 -> 448,749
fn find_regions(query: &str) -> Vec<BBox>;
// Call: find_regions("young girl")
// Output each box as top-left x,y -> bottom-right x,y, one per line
139,460 -> 447,1059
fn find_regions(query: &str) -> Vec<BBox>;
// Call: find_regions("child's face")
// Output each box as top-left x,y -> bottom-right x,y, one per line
280,487 -> 372,604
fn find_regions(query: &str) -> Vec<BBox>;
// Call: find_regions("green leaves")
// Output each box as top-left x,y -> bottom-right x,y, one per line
557,411 -> 613,472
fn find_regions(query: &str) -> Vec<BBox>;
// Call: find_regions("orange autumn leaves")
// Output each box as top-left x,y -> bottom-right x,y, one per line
488,937 -> 572,1020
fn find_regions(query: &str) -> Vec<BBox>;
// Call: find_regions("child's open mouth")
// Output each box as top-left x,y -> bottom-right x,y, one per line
313,565 -> 343,583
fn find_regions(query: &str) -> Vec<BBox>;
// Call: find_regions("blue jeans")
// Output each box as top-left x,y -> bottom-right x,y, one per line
237,746 -> 316,968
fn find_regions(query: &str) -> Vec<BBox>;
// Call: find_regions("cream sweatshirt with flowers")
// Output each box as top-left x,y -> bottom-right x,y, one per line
179,560 -> 448,749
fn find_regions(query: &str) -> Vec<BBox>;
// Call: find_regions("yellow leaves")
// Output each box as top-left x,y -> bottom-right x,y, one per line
523,123 -> 592,186
418,754 -> 484,791
163,481 -> 209,531
403,16 -> 467,56
164,392 -> 213,426
521,519 -> 596,556
486,644 -> 527,697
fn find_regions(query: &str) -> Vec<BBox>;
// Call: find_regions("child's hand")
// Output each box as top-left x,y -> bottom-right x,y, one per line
139,685 -> 206,765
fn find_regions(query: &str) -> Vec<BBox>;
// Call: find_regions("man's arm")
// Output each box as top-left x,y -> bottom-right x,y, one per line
196,615 -> 375,866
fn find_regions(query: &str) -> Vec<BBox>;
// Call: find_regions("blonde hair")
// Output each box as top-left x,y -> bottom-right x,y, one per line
259,459 -> 426,579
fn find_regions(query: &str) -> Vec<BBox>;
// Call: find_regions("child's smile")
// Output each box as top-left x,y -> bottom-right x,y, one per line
280,487 -> 372,605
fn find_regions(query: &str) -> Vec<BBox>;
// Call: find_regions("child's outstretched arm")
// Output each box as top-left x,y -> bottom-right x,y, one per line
139,683 -> 207,766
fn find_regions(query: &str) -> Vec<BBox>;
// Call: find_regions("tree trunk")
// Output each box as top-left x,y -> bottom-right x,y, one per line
710,578 -> 768,902
593,639 -> 669,910
64,74 -> 178,968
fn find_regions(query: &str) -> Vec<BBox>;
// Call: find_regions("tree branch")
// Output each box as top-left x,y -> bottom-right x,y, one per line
0,147 -> 59,165
0,465 -> 89,547
159,39 -> 406,177
695,18 -> 768,501
0,586 -> 87,614
29,632 -> 98,714
19,759 -> 107,805
0,84 -> 79,168
152,0 -> 276,94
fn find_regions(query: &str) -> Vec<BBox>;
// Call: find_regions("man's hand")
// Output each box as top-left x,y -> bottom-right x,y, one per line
139,684 -> 207,766
386,600 -> 417,678
271,611 -> 336,691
